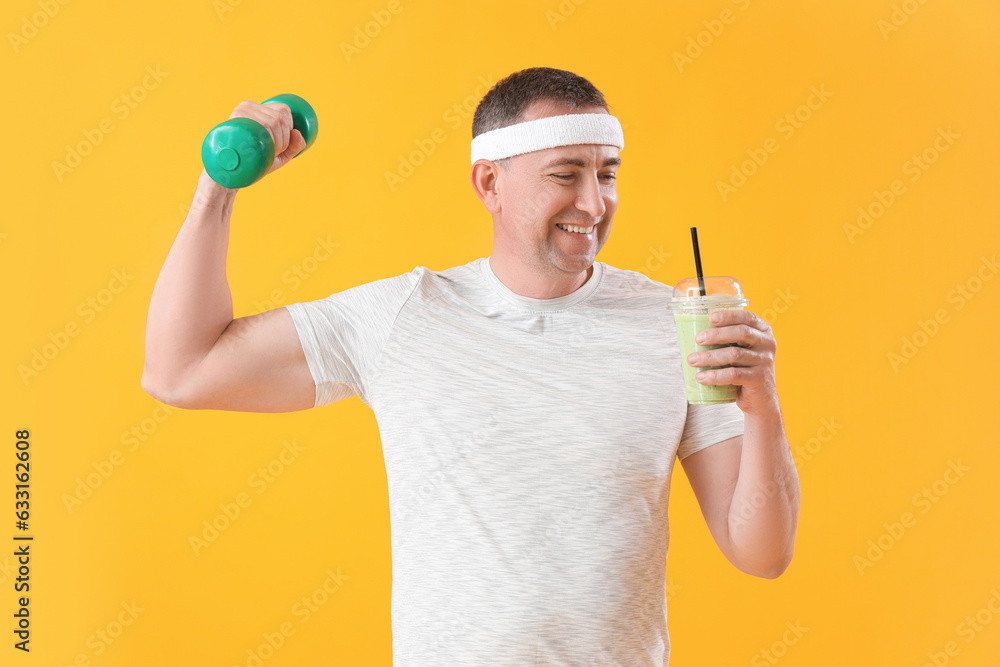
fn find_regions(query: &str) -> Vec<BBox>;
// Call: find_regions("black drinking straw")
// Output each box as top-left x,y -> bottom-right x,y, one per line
690,227 -> 707,296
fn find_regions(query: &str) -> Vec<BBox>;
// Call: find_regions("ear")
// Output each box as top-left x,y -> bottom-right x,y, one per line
470,160 -> 502,214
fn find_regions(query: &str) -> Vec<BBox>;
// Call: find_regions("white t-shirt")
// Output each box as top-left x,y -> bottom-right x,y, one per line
284,256 -> 744,666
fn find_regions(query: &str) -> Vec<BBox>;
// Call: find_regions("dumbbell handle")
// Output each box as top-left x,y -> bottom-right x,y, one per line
201,94 -> 318,189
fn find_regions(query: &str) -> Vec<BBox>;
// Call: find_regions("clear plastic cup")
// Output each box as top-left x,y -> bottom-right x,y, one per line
667,276 -> 749,404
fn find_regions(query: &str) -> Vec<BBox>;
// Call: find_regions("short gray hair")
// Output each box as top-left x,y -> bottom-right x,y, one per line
471,67 -> 611,143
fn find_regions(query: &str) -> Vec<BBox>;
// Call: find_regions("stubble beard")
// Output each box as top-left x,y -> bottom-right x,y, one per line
539,220 -> 609,277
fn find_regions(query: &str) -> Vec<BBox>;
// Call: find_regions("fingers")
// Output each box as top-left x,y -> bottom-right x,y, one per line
281,128 -> 307,160
696,310 -> 775,351
267,129 -> 306,175
687,343 -> 766,369
695,322 -> 769,351
228,100 -> 294,156
686,309 -> 778,388
692,365 -> 758,386
707,308 -> 771,332
263,103 -> 294,155
688,310 -> 781,415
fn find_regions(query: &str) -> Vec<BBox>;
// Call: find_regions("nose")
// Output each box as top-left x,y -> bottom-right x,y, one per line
575,172 -> 606,219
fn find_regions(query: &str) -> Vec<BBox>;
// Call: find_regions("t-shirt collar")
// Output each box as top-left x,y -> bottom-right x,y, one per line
479,256 -> 604,312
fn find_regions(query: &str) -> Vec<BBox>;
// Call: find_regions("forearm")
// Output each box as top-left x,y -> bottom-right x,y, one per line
726,405 -> 800,577
141,170 -> 238,397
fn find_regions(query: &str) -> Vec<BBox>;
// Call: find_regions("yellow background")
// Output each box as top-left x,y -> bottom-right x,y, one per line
2,0 -> 998,665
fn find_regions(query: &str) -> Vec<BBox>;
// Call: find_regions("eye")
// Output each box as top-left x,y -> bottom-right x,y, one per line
551,172 -> 616,182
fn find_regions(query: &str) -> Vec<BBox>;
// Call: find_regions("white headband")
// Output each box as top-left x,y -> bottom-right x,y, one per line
470,113 -> 624,164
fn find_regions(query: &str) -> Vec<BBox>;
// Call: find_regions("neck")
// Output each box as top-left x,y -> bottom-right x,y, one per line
488,254 -> 593,299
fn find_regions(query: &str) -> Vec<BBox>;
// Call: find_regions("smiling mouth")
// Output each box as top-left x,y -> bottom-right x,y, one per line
556,223 -> 596,234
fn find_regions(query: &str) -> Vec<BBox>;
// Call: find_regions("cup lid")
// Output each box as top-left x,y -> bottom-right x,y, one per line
669,276 -> 748,307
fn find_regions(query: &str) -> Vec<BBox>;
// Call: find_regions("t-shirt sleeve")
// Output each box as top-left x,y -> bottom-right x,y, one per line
676,401 -> 745,460
283,267 -> 423,409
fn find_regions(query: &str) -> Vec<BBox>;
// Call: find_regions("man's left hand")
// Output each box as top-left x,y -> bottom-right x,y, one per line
686,309 -> 779,417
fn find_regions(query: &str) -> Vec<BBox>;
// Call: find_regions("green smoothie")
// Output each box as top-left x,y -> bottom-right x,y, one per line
668,275 -> 748,405
673,311 -> 739,404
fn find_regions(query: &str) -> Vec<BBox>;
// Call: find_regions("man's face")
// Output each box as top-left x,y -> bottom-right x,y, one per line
492,100 -> 620,278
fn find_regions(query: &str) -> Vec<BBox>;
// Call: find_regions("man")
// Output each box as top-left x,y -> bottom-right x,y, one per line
142,67 -> 799,666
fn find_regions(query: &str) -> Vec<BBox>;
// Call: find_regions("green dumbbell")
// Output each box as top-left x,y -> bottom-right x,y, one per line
201,94 -> 318,188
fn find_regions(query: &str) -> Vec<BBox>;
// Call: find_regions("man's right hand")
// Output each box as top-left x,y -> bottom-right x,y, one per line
191,99 -> 309,209
227,99 -> 307,177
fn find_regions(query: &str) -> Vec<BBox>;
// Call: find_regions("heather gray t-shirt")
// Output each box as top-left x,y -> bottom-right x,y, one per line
284,257 -> 744,666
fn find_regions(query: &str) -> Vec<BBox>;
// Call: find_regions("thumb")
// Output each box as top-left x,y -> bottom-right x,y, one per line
286,128 -> 307,157
269,129 -> 307,173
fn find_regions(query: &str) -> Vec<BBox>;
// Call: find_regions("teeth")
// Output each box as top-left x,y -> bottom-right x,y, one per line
558,223 -> 595,234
